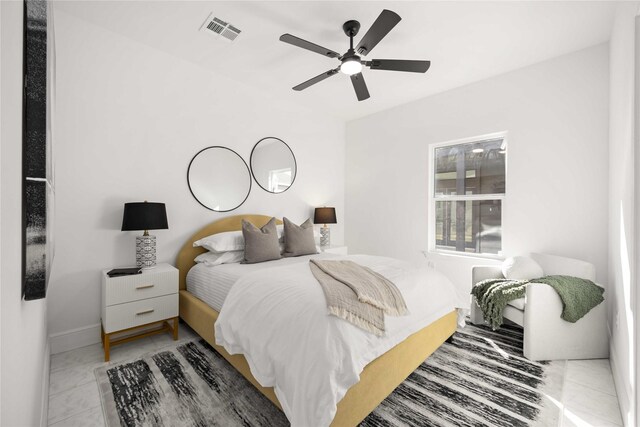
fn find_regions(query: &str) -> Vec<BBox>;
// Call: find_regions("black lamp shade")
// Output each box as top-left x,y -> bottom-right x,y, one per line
121,202 -> 168,231
314,207 -> 337,224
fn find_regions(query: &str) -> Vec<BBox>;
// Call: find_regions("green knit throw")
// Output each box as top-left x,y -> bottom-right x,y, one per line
471,275 -> 605,330
471,278 -> 528,330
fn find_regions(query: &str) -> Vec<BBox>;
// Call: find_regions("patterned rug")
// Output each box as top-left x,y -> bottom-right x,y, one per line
95,322 -> 564,427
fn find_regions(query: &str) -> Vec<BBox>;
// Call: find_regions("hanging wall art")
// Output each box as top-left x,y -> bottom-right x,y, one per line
23,0 -> 54,300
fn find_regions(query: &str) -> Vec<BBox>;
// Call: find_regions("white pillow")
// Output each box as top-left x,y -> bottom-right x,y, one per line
502,256 -> 544,280
194,225 -> 284,253
194,251 -> 244,266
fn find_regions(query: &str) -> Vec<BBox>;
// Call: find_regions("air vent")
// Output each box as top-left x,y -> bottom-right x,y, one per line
200,13 -> 241,42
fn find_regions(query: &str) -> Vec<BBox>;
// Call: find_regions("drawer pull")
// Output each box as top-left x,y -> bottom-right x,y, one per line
136,309 -> 155,316
136,284 -> 155,290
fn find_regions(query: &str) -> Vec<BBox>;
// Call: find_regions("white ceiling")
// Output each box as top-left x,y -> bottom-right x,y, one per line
55,1 -> 618,122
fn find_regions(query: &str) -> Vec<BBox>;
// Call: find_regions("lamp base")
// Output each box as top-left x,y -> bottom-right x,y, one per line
136,235 -> 156,268
320,225 -> 331,247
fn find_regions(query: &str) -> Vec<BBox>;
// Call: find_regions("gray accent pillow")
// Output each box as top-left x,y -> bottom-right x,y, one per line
283,217 -> 318,257
241,218 -> 282,264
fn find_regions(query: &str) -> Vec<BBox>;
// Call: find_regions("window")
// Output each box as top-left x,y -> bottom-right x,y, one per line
431,133 -> 506,256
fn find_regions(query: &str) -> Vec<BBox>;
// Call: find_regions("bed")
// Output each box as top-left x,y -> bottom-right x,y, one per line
176,214 -> 458,426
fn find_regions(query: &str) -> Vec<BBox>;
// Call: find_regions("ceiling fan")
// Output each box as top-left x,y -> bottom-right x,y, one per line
279,9 -> 431,101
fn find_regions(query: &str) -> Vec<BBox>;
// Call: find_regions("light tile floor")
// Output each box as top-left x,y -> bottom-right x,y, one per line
48,325 -> 623,426
561,359 -> 623,426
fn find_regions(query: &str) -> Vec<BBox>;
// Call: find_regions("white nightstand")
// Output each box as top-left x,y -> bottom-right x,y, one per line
101,263 -> 179,361
320,245 -> 348,255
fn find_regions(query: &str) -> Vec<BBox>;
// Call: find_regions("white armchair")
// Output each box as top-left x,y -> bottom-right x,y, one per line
469,253 -> 609,361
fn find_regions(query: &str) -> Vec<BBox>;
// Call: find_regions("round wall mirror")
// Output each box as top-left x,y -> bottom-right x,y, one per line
250,137 -> 297,194
187,146 -> 251,212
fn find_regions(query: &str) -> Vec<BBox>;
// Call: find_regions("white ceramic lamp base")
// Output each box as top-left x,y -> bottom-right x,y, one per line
136,235 -> 157,268
320,226 -> 331,247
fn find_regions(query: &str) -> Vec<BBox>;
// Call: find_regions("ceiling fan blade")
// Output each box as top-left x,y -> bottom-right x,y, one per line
293,68 -> 340,91
356,10 -> 401,56
366,59 -> 431,73
279,34 -> 340,59
350,73 -> 370,101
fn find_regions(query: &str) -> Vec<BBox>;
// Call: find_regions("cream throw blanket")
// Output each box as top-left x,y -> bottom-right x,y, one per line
309,260 -> 409,336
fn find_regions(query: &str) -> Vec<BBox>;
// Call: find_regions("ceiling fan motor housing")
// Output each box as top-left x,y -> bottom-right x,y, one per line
342,20 -> 361,38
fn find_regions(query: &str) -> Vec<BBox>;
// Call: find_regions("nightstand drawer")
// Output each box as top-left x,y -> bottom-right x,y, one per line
103,294 -> 178,333
104,268 -> 178,306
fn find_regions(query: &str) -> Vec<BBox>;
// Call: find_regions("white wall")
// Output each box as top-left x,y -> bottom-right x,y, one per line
608,3 -> 639,426
47,9 -> 345,352
636,13 -> 640,426
1,2 -> 51,426
346,44 -> 609,307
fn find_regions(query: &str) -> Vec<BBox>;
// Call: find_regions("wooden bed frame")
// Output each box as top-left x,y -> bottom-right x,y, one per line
176,214 -> 457,427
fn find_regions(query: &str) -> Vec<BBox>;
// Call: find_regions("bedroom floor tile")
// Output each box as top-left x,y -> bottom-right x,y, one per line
151,323 -> 199,348
562,377 -> 623,426
50,343 -> 104,372
48,406 -> 104,427
565,359 -> 617,397
563,407 -> 622,427
48,380 -> 101,424
49,360 -> 103,396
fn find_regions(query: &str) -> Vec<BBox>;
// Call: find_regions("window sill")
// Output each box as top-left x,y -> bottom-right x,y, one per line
428,249 -> 504,262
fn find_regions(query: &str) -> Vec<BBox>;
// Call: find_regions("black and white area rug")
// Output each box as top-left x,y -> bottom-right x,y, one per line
95,322 -> 564,427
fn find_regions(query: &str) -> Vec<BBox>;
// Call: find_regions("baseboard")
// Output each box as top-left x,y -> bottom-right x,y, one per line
40,338 -> 51,427
50,323 -> 101,355
610,343 -> 635,427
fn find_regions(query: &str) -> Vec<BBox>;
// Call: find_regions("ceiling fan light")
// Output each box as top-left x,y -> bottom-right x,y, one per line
340,59 -> 363,75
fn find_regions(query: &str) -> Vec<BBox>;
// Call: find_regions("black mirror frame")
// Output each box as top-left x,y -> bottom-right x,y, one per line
249,137 -> 297,194
187,146 -> 252,212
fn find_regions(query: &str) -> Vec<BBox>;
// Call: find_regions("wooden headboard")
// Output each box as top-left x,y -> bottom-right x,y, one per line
175,214 -> 283,290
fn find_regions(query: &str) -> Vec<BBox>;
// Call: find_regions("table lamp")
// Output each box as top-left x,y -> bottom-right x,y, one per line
314,207 -> 337,247
121,201 -> 168,268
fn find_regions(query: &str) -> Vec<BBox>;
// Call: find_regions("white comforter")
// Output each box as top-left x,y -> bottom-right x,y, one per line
214,254 -> 459,427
